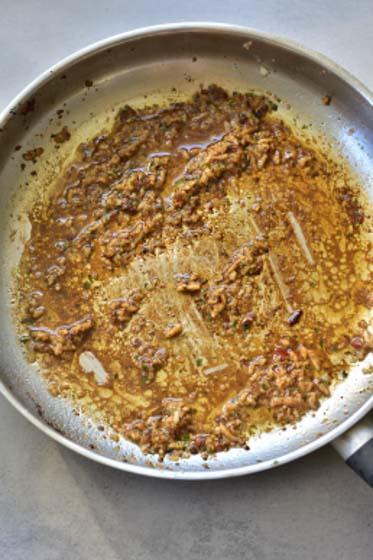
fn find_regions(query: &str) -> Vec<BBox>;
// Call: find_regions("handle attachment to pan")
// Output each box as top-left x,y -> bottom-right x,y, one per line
332,414 -> 373,488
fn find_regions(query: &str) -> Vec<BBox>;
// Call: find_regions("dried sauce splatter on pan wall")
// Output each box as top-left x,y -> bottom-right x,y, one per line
16,85 -> 372,460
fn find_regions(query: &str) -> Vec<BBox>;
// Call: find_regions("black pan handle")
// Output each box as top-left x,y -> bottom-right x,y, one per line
332,413 -> 373,488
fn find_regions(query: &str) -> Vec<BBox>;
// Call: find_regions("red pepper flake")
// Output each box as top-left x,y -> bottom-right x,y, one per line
350,336 -> 364,349
274,346 -> 289,359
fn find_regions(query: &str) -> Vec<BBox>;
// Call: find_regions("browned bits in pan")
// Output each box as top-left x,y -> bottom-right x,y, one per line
15,84 -> 372,461
22,146 -> 44,161
164,323 -> 183,339
52,126 -> 71,144
322,95 -> 332,106
175,273 -> 202,293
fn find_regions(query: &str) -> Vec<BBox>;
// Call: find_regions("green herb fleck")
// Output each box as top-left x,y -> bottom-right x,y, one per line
196,358 -> 203,367
319,339 -> 325,348
329,344 -> 339,352
261,382 -> 269,390
83,275 -> 94,289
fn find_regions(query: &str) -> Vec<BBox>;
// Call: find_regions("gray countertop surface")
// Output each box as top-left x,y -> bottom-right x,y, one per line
0,1 -> 372,559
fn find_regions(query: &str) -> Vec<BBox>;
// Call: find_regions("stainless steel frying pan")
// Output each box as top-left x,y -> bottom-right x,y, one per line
0,23 -> 372,481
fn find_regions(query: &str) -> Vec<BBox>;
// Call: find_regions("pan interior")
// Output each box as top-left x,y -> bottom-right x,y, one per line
0,26 -> 372,475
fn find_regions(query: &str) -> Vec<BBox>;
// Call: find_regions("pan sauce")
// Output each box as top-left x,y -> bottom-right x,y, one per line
16,85 -> 372,460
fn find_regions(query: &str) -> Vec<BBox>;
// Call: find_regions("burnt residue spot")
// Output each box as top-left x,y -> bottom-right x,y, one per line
22,147 -> 44,162
85,79 -> 93,88
35,403 -> 66,436
20,163 -> 26,171
31,170 -> 37,176
288,309 -> 303,325
51,126 -> 71,144
338,187 -> 365,225
119,105 -> 138,123
60,74 -> 67,80
192,56 -> 197,62
14,145 -> 22,151
20,97 -> 36,115
322,95 -> 332,106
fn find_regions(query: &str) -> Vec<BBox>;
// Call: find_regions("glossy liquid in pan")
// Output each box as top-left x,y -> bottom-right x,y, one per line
0,24 -> 371,479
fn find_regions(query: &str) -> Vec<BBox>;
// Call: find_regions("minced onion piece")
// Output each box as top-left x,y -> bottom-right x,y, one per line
268,254 -> 293,313
287,211 -> 315,266
203,363 -> 229,375
79,350 -> 109,385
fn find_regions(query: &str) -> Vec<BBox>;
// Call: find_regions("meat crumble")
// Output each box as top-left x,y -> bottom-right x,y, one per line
16,85 -> 372,460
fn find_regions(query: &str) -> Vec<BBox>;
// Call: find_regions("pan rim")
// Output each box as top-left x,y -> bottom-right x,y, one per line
0,21 -> 372,125
0,22 -> 372,480
1,379 -> 372,480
